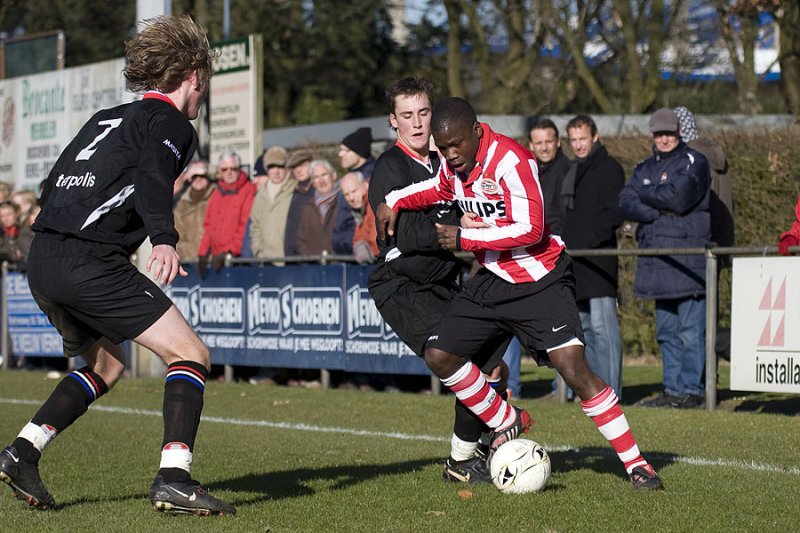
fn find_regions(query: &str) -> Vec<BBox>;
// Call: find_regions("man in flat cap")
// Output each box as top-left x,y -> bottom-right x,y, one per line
252,145 -> 288,191
619,108 -> 711,410
249,145 -> 296,260
284,149 -> 314,257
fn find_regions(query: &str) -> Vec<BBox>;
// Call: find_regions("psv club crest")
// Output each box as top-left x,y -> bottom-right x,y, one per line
480,174 -> 500,195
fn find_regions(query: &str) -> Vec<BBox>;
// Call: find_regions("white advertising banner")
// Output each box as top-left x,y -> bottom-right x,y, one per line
68,58 -> 135,134
0,58 -> 135,191
209,35 -> 263,174
18,69 -> 70,191
730,256 -> 800,393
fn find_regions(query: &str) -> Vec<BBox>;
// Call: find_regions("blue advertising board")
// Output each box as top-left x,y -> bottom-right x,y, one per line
0,265 -> 432,376
166,264 -> 430,375
4,272 -> 62,356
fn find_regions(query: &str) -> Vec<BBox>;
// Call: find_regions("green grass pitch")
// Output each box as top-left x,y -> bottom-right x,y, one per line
0,365 -> 798,532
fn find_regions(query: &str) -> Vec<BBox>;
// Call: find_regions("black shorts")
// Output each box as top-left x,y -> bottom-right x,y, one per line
26,233 -> 173,356
426,253 -> 584,367
368,263 -> 509,373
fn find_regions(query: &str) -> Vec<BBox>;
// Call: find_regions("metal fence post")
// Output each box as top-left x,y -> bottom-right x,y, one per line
705,250 -> 718,411
1,261 -> 7,370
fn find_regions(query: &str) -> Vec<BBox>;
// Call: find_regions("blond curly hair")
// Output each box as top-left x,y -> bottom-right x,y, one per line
124,15 -> 217,94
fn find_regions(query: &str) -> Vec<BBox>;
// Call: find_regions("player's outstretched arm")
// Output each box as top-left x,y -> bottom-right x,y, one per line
376,202 -> 398,242
147,244 -> 188,285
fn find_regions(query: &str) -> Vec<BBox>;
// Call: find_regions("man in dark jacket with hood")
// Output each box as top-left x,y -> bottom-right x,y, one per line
674,105 -> 734,360
619,108 -> 711,410
562,115 -> 625,398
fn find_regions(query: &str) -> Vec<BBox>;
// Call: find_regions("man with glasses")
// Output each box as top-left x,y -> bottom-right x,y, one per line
197,151 -> 256,275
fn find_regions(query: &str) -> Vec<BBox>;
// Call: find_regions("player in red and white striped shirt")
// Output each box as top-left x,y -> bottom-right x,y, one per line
377,97 -> 663,490
385,115 -> 563,284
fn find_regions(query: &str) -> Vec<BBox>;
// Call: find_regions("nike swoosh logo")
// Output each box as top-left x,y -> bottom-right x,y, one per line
171,487 -> 191,499
5,451 -> 19,463
189,492 -> 197,502
552,325 -> 567,332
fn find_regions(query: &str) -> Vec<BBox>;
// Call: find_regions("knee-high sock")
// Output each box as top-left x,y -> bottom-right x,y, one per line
14,367 -> 109,461
442,361 -> 515,430
450,374 -> 507,460
453,400 -> 484,441
159,361 -> 207,479
451,401 -> 483,460
581,386 -> 648,474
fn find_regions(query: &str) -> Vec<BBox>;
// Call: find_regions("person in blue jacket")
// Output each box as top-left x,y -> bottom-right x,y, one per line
618,108 -> 711,410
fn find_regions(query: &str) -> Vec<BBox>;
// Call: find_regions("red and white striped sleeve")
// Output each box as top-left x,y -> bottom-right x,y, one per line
384,166 -> 453,211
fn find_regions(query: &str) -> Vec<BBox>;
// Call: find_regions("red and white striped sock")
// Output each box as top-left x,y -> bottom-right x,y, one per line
581,386 -> 648,474
441,361 -> 516,430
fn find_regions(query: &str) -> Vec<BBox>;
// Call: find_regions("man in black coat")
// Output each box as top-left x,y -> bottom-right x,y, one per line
561,115 -> 625,397
528,117 -> 571,235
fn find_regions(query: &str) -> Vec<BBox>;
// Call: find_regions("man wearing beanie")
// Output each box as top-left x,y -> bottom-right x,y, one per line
334,127 -> 376,254
338,127 -> 376,179
619,107 -> 711,410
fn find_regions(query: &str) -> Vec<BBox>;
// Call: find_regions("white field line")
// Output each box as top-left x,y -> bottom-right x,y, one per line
2,397 -> 798,476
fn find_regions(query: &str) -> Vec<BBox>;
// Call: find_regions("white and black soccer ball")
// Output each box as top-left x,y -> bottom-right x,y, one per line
489,439 -> 551,494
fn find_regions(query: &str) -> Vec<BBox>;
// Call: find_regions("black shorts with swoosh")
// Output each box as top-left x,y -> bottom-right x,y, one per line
425,252 -> 584,367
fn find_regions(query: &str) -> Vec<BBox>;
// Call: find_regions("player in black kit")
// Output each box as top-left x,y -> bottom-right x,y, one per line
368,77 -> 509,484
0,16 -> 235,515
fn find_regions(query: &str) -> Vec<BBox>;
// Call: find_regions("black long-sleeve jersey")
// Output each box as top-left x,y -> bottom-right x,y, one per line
367,143 -> 462,286
33,95 -> 197,255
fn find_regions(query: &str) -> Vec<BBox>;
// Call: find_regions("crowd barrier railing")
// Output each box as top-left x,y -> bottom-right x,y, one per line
2,244 -> 794,410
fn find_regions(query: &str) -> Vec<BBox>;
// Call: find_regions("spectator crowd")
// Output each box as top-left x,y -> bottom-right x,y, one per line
184,126 -> 382,273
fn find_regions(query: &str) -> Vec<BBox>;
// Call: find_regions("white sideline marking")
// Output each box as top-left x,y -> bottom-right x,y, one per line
2,397 -> 799,475
0,398 -> 446,443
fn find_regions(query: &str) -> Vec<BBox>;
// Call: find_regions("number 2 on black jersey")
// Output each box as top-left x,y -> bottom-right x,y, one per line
75,118 -> 123,161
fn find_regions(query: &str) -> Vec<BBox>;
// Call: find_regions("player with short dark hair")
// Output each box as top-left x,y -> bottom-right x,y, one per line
377,97 -> 664,490
369,78 -> 510,484
0,15 -> 236,515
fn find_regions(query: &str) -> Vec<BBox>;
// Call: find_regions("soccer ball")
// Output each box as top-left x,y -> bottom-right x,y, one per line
489,439 -> 551,494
